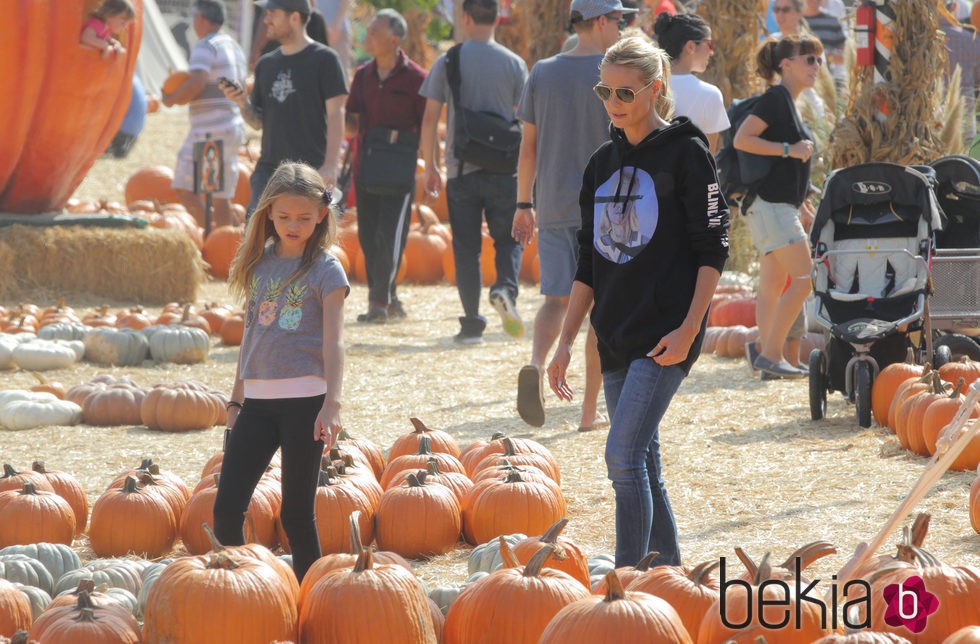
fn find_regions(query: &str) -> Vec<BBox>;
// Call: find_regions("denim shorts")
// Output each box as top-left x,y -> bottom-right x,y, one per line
745,197 -> 807,255
537,225 -> 580,297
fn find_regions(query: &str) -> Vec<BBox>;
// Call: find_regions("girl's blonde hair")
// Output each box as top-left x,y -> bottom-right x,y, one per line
227,162 -> 338,302
600,36 -> 674,121
93,0 -> 136,20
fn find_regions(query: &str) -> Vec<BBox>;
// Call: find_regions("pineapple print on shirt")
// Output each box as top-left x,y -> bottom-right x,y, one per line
278,282 -> 308,330
245,275 -> 260,326
257,277 -> 283,326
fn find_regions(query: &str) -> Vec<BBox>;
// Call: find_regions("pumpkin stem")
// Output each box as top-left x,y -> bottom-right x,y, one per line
524,544 -> 556,577
74,579 -> 97,595
538,518 -> 569,544
634,551 -> 662,572
688,559 -> 721,584
207,551 -> 242,570
348,510 -> 364,554
602,570 -> 627,602
31,460 -> 49,474
202,522 -> 225,552
415,435 -> 433,456
502,437 -> 518,457
338,428 -> 354,441
734,546 -> 758,578
409,417 -> 430,434
353,548 -> 375,573
909,513 -> 931,548
753,553 -> 773,585
950,378 -> 966,399
122,476 -> 140,493
490,432 -> 506,441
18,482 -> 39,495
407,472 -> 425,487
498,537 -> 521,569
781,540 -> 837,572
75,589 -> 96,610
503,470 -> 525,484
30,371 -> 49,385
9,631 -> 28,644
425,458 -> 443,477
2,464 -> 17,478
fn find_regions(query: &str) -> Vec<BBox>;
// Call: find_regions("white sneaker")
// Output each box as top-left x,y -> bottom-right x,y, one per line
489,291 -> 525,338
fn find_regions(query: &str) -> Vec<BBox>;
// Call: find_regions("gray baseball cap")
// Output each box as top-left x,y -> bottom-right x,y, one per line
255,0 -> 310,13
569,0 -> 638,21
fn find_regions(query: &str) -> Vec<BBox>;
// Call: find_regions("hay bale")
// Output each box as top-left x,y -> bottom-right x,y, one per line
0,225 -> 205,303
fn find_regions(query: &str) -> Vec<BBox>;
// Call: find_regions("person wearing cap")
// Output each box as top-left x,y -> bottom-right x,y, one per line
510,0 -> 632,430
346,9 -> 427,324
163,0 -> 247,228
221,0 -> 348,217
419,0 -> 529,345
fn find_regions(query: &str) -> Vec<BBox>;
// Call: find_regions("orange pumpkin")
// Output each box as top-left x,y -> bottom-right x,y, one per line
330,245 -> 350,275
970,474 -> 980,535
31,461 -> 89,535
405,210 -> 448,284
0,578 -> 33,638
512,518 -> 591,588
232,166 -> 251,207
125,165 -> 180,205
710,296 -> 757,327
161,70 -> 190,98
219,313 -> 245,346
939,357 -> 980,386
625,559 -> 720,642
872,354 -> 928,426
388,417 -> 461,461
202,225 -> 245,279
0,0 -> 142,214
520,231 -> 540,284
943,626 -> 980,644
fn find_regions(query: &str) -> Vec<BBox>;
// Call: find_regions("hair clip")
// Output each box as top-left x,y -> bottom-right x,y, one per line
322,189 -> 333,205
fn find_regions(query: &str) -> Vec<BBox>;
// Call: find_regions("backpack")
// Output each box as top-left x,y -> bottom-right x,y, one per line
445,44 -> 522,175
714,94 -> 767,207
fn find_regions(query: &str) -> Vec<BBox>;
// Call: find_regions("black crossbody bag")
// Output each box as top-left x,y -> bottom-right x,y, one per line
445,43 -> 522,175
357,71 -> 419,195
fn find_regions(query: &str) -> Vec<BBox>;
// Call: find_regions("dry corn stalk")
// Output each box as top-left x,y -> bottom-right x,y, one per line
695,0 -> 768,105
829,0 -> 958,167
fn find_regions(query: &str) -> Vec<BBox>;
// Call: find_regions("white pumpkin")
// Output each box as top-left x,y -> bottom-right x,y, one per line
83,327 -> 149,366
11,339 -> 81,371
0,333 -> 36,370
0,393 -> 82,430
147,325 -> 210,364
37,322 -> 92,342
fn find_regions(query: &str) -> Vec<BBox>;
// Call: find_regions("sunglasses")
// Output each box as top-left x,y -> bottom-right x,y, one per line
792,54 -> 824,66
603,12 -> 631,29
695,38 -> 714,50
772,5 -> 796,12
593,80 -> 656,103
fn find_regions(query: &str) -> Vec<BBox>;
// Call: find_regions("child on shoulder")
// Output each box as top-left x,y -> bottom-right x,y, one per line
80,0 -> 136,59
214,162 -> 349,584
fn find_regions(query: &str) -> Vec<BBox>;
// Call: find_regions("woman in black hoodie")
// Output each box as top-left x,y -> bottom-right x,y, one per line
547,36 -> 729,567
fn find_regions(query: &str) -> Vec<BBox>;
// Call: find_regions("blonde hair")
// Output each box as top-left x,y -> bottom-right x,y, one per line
600,36 -> 674,120
227,162 -> 338,303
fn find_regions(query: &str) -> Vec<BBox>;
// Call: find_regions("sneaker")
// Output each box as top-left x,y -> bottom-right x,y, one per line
490,291 -> 525,338
356,306 -> 388,324
754,355 -> 806,379
517,365 -> 545,427
745,341 -> 761,372
453,331 -> 483,345
387,300 -> 407,319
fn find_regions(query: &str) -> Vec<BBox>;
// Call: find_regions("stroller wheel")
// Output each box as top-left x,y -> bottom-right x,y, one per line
932,344 -> 952,369
935,334 -> 980,362
808,349 -> 827,421
854,361 -> 873,428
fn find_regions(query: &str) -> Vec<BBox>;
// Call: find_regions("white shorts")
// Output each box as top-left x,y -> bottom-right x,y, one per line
172,126 -> 243,199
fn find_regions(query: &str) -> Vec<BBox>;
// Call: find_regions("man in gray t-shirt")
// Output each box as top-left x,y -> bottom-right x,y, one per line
419,0 -> 528,344
510,0 -> 631,430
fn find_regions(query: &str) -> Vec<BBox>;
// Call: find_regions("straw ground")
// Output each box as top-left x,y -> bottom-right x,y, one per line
1,108 -> 976,591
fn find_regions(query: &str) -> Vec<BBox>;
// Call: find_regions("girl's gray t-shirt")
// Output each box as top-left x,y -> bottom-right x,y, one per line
239,246 -> 349,380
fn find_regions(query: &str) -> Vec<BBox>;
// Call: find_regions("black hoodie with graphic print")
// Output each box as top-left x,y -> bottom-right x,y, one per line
574,117 -> 730,374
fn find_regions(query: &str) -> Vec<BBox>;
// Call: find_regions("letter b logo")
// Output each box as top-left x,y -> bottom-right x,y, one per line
881,576 -> 939,634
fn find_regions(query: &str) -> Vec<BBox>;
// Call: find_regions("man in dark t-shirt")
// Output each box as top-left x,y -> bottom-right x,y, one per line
222,0 -> 348,216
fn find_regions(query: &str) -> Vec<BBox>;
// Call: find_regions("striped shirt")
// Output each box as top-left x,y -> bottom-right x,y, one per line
187,32 -> 247,134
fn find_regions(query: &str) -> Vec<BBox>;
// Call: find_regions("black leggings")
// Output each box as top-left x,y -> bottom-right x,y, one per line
213,395 -> 325,583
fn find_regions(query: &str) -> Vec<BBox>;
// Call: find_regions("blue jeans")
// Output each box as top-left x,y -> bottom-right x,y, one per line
446,171 -> 521,335
603,358 -> 686,567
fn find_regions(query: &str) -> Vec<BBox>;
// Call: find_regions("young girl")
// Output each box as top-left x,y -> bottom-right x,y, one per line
733,35 -> 821,379
548,36 -> 729,567
215,162 -> 348,583
653,12 -> 729,154
80,0 -> 136,59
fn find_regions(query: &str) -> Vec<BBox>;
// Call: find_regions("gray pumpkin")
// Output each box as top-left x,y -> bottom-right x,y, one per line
137,560 -> 171,619
0,543 -> 82,584
0,554 -> 55,594
83,327 -> 149,366
57,582 -> 139,617
13,582 -> 51,621
37,322 -> 92,342
466,533 -> 526,575
148,325 -> 210,364
53,558 -> 147,596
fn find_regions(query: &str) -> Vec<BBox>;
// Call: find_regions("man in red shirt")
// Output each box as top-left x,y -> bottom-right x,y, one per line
345,9 -> 427,323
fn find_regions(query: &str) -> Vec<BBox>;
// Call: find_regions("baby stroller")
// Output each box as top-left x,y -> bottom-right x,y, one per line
929,155 -> 980,361
807,162 -> 946,427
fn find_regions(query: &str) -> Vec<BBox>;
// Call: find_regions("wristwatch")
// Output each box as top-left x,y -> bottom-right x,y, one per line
516,201 -> 534,209
782,142 -> 790,158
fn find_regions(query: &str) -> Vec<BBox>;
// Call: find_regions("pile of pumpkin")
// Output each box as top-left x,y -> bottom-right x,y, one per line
3,501 -> 980,642
870,355 -> 980,471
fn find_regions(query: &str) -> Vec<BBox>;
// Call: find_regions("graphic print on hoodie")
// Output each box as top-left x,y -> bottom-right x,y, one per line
594,166 -> 657,264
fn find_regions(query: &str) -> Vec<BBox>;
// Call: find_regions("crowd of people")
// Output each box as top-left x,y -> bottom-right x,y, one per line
132,0 -> 978,578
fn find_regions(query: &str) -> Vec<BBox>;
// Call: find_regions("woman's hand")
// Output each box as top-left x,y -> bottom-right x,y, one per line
225,406 -> 240,429
547,344 -> 574,402
789,140 -> 814,162
314,400 -> 342,447
800,199 -> 816,234
648,325 -> 697,366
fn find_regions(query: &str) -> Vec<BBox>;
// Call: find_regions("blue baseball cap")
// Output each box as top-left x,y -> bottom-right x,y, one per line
570,0 -> 638,21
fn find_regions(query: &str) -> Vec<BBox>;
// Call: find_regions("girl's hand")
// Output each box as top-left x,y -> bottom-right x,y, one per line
547,344 -> 574,402
225,405 -> 240,429
314,400 -> 342,447
648,326 -> 696,366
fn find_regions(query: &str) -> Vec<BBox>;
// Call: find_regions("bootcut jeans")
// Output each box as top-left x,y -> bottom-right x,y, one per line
602,357 -> 686,567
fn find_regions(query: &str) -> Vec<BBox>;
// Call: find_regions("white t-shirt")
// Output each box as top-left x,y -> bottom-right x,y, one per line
670,74 -> 730,135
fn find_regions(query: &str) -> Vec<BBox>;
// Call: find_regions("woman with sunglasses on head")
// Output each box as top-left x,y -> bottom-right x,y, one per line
653,12 -> 729,154
547,35 -> 729,567
734,34 -> 822,379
